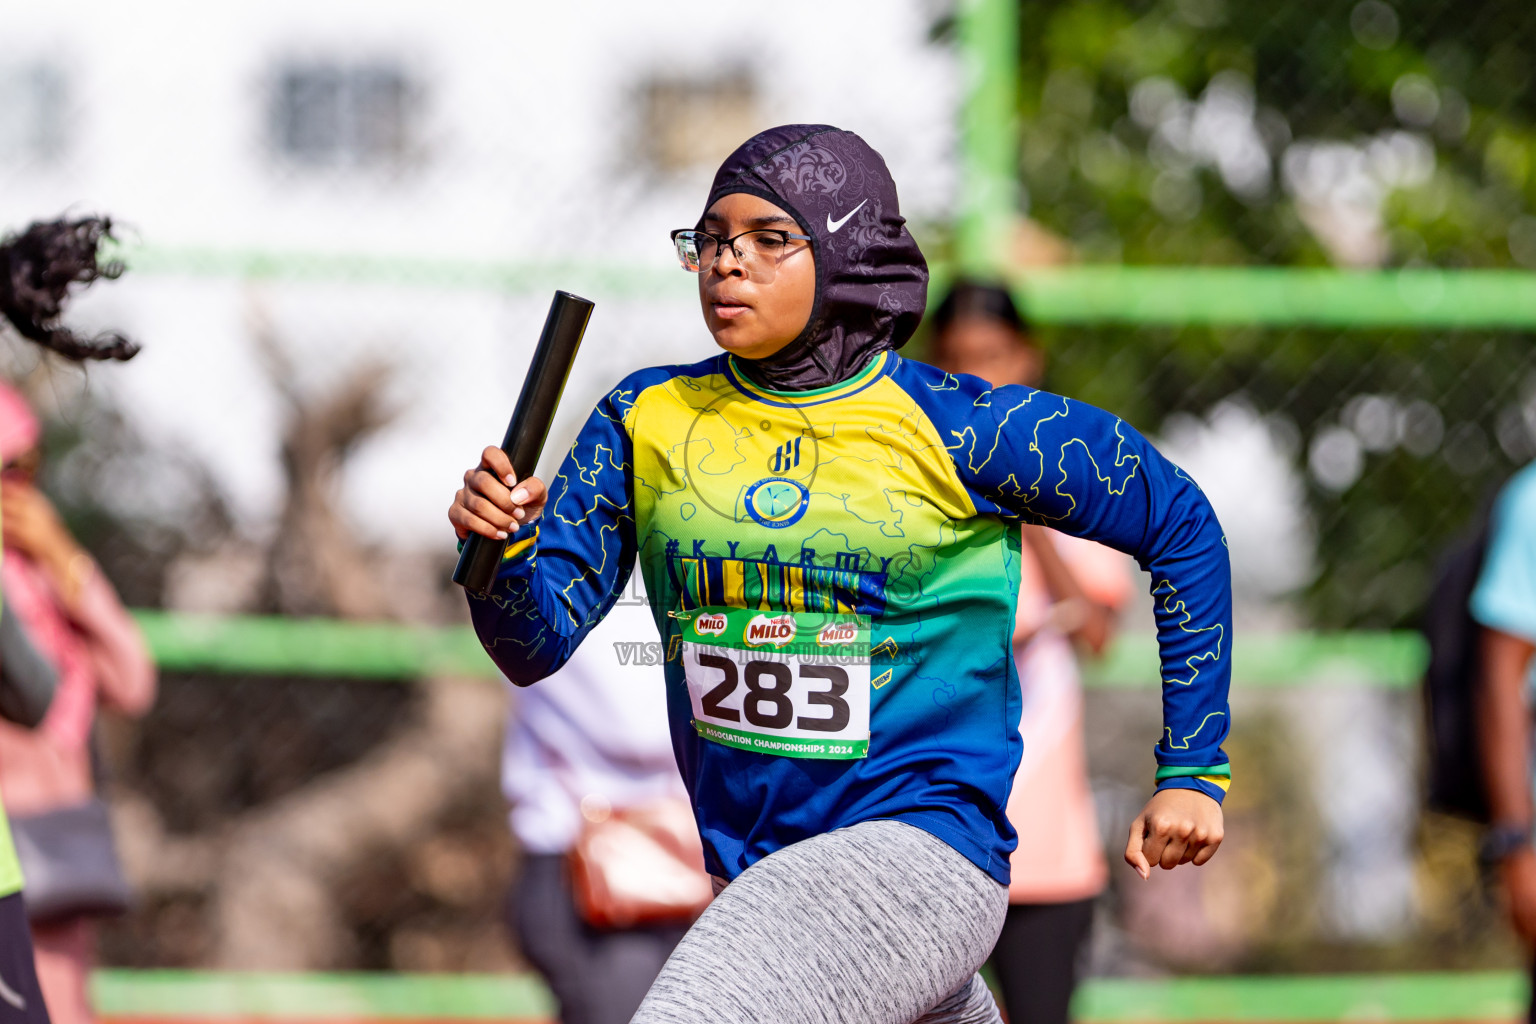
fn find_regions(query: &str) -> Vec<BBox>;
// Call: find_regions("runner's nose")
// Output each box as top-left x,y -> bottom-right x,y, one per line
713,240 -> 748,278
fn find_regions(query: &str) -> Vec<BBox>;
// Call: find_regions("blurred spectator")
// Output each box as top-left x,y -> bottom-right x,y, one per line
1470,461 -> 1536,1019
930,282 -> 1132,1024
502,569 -> 697,1024
0,381 -> 155,1024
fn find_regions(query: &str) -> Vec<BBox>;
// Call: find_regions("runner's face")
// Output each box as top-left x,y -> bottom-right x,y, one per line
698,193 -> 816,361
934,316 -> 1043,388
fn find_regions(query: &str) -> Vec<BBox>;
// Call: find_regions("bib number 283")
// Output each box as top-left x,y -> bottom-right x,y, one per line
681,609 -> 870,760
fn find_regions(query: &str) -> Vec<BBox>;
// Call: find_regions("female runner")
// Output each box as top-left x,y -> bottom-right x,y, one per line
450,125 -> 1231,1024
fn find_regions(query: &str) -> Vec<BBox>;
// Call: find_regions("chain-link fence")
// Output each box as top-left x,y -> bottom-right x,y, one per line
1022,320 -> 1529,976
975,0 -> 1535,980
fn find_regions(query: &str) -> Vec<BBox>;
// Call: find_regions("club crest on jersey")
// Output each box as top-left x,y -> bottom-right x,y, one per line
744,614 -> 797,648
817,621 -> 858,646
693,613 -> 728,637
743,477 -> 810,529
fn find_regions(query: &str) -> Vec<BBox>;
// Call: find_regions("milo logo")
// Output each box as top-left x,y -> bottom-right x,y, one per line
817,621 -> 858,646
744,614 -> 797,648
694,613 -> 728,637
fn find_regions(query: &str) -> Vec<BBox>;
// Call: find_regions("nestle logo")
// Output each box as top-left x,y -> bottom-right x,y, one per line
817,622 -> 858,645
744,614 -> 797,648
694,613 -> 728,637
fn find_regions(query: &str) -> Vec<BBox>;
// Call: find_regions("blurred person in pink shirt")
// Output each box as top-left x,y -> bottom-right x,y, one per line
929,283 -> 1132,1024
0,381 -> 155,1024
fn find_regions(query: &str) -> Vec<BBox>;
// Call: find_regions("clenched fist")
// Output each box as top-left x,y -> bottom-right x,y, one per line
1124,788 -> 1225,879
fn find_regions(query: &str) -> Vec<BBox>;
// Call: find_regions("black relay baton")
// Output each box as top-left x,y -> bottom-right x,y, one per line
453,290 -> 594,596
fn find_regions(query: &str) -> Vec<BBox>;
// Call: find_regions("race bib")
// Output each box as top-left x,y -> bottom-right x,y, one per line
681,607 -> 870,760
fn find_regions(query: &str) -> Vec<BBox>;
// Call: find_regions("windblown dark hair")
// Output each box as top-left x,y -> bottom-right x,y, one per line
0,216 -> 140,362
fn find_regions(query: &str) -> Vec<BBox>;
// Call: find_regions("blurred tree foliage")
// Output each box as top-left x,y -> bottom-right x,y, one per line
936,0 -> 1536,627
1005,0 -> 1535,266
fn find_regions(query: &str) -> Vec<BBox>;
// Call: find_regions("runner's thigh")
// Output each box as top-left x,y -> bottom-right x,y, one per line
632,819 -> 1007,1024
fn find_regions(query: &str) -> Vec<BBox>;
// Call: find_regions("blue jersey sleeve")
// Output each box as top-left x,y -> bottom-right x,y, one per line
896,360 -> 1233,803
466,373 -> 653,686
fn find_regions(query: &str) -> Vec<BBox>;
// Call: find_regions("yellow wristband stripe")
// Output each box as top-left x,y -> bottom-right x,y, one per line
502,533 -> 537,562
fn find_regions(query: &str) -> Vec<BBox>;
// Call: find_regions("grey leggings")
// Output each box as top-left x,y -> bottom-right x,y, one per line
631,819 -> 1008,1024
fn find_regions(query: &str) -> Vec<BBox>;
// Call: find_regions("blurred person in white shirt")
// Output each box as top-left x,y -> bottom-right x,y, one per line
501,568 -> 692,1024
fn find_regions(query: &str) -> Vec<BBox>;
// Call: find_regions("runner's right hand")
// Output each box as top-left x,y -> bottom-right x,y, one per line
449,446 -> 548,542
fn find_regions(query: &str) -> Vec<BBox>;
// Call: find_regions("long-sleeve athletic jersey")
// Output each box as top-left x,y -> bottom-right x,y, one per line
470,350 -> 1232,885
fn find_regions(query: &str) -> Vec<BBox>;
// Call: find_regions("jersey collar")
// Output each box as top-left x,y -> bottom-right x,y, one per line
725,350 -> 891,408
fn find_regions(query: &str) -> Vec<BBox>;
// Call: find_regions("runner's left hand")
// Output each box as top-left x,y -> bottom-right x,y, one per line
1124,788 -> 1224,879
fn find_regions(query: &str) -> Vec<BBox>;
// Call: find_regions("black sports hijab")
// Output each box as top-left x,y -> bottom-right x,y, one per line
702,125 -> 929,392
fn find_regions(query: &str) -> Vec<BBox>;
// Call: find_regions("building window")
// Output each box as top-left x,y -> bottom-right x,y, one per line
0,62 -> 68,164
637,73 -> 759,177
267,61 -> 420,169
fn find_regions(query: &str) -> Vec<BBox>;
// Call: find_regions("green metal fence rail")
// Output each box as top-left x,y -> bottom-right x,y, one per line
115,244 -> 681,302
119,245 -> 1536,330
90,969 -> 1524,1023
132,611 -> 495,681
1015,266 -> 1536,328
131,610 -> 1425,689
1082,629 -> 1426,690
93,971 -> 556,1022
1073,971 -> 1525,1023
956,0 -> 1019,276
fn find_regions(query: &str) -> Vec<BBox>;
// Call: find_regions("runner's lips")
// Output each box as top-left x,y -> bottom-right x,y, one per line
711,298 -> 752,319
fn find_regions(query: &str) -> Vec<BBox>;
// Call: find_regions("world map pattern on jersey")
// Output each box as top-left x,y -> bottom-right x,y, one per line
469,350 -> 1233,885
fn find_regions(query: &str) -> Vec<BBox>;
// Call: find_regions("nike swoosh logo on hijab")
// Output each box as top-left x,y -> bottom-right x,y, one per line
826,199 -> 868,234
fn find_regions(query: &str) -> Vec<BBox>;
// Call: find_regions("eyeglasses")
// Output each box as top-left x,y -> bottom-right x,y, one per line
670,228 -> 812,281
